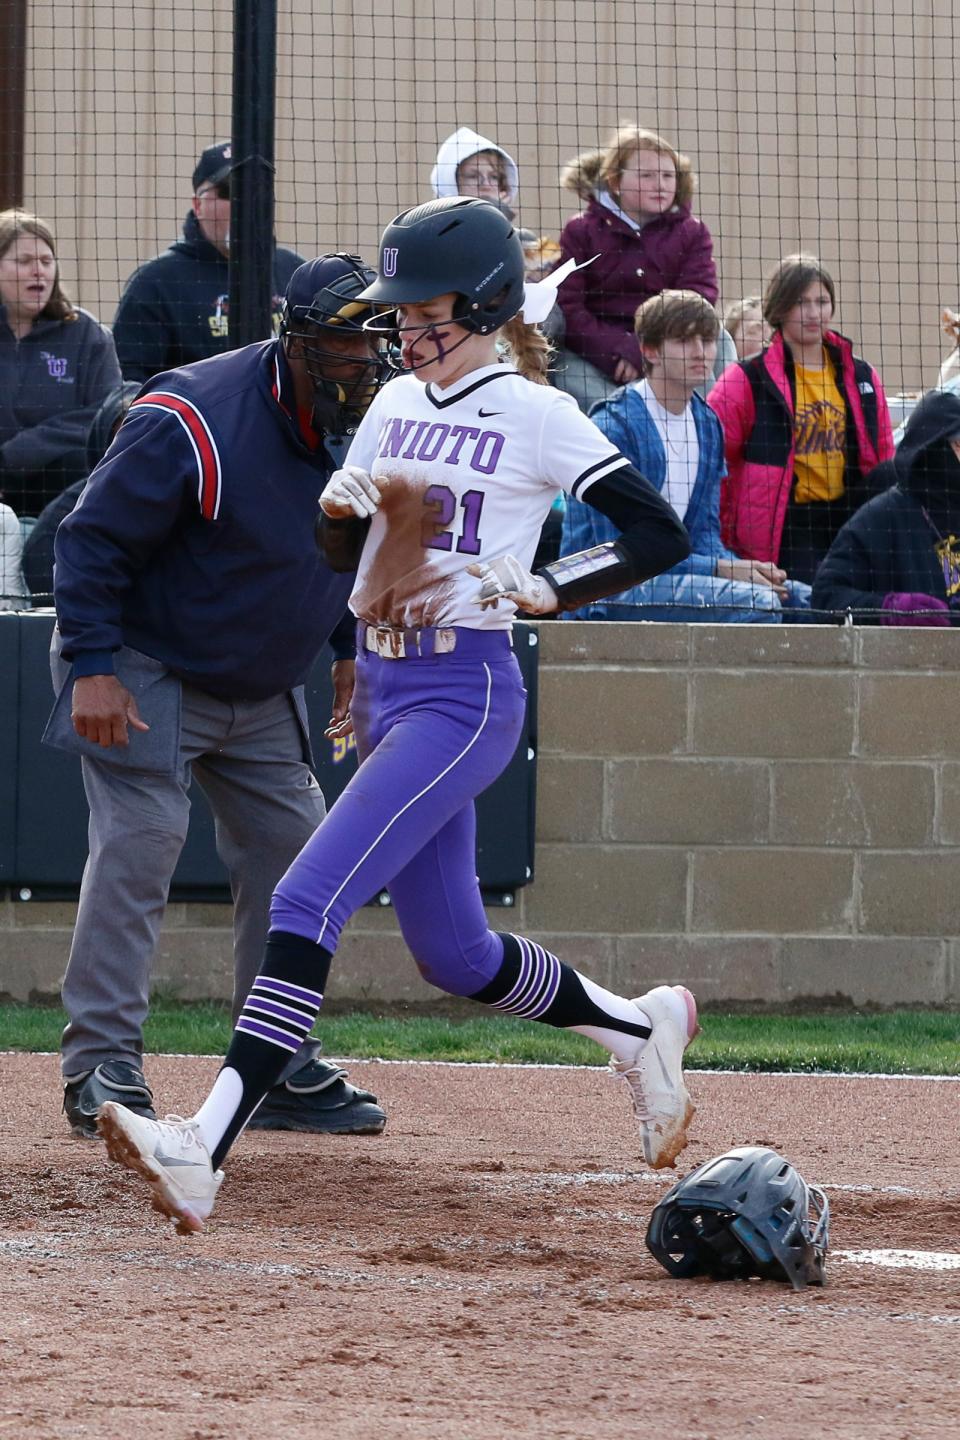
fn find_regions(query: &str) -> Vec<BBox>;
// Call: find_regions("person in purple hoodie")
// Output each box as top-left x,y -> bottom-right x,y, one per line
554,125 -> 725,412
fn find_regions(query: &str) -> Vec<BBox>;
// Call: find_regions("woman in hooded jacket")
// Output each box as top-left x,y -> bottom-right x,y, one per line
430,126 -> 520,216
812,389 -> 960,625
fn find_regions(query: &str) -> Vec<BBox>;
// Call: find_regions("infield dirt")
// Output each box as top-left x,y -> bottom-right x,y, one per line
1,1052 -> 958,1439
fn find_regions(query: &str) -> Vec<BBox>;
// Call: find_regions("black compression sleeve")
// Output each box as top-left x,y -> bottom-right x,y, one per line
538,462 -> 690,610
315,512 -> 370,573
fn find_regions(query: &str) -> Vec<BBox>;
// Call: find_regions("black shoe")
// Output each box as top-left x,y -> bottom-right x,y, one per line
247,1056 -> 386,1136
63,1060 -> 156,1139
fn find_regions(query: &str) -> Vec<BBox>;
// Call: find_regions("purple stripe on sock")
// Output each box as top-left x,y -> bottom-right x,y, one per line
518,950 -> 564,1019
253,977 -> 323,1005
526,943 -> 559,1011
496,934 -> 531,1009
535,954 -> 562,1013
507,943 -> 561,1018
236,1017 -> 302,1052
245,997 -> 318,1029
512,943 -> 545,1014
499,937 -> 546,1015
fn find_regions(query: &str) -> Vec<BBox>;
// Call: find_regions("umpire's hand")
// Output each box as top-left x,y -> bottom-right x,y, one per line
324,658 -> 356,741
71,674 -> 150,749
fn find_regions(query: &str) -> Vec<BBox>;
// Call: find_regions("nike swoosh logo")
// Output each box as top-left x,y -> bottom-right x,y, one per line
655,1050 -> 673,1088
478,409 -> 504,418
155,1150 -> 202,1167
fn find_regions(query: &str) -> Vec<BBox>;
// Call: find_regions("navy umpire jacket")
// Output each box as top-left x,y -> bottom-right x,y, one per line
54,339 -> 356,701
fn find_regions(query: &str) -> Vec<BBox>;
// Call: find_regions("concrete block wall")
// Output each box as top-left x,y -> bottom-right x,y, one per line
2,622 -> 958,1009
527,623 -> 960,1008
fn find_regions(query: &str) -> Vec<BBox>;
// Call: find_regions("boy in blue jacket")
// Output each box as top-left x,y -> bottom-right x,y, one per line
561,289 -> 810,621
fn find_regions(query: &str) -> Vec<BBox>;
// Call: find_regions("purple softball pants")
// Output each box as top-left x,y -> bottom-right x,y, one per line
269,627 -> 527,996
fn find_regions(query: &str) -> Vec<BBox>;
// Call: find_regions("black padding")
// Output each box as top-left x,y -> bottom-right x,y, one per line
8,613 -> 537,898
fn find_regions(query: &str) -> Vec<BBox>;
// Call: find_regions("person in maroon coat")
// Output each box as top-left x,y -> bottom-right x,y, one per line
554,125 -> 719,411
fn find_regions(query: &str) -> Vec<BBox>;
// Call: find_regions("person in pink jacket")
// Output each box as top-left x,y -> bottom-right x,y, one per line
708,254 -> 894,586
554,124 -> 721,411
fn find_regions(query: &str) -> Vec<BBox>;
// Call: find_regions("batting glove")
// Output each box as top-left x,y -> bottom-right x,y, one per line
320,466 -> 383,520
467,555 -> 559,614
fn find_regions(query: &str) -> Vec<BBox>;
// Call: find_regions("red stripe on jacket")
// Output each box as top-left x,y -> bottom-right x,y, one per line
130,391 -> 222,519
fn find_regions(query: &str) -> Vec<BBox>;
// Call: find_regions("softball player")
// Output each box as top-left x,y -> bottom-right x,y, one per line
99,198 -> 701,1234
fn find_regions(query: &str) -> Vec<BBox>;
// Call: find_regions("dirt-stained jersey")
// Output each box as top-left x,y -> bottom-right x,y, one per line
344,362 -> 627,629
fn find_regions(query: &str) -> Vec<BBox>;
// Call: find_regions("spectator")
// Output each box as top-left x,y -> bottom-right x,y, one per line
938,307 -> 960,388
813,389 -> 960,625
724,295 -> 771,360
709,253 -> 894,585
890,308 -> 960,446
553,124 -> 728,411
430,126 -> 519,216
0,209 -> 121,519
561,290 -> 808,622
21,381 -> 141,600
0,503 -> 27,609
112,142 -> 303,384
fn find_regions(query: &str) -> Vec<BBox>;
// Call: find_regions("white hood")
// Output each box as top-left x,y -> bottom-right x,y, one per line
430,127 -> 519,202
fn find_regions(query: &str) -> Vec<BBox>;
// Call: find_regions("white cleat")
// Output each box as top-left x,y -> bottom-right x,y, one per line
97,1101 -> 223,1235
611,984 -> 700,1170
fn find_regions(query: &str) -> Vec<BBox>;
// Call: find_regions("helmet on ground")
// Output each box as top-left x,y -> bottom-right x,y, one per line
280,253 -> 388,433
359,197 -> 527,336
645,1145 -> 829,1290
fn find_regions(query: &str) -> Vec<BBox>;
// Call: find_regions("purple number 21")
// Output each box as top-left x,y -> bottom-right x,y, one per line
422,485 -> 485,555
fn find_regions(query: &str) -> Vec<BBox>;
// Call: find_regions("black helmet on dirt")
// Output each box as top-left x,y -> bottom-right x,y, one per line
645,1145 -> 830,1290
280,253 -> 388,434
360,197 -> 527,336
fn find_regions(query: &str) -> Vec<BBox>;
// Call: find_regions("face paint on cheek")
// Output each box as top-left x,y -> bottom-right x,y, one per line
428,326 -> 452,363
399,322 -> 459,371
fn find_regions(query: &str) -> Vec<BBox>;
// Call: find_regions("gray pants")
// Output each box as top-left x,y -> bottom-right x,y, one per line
59,676 -> 325,1078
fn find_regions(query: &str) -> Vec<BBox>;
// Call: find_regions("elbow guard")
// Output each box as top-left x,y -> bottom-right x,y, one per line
538,540 -> 636,611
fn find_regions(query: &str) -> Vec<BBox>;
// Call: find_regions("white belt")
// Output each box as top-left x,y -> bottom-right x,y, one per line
361,625 -> 458,659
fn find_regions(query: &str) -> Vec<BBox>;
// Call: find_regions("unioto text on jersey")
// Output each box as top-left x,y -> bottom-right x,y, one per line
376,416 -> 506,474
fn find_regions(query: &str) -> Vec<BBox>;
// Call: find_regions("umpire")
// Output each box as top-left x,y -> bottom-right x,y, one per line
51,254 -> 389,1138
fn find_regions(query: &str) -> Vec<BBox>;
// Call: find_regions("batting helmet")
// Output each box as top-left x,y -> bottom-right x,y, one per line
645,1145 -> 830,1290
360,197 -> 527,337
280,253 -> 388,434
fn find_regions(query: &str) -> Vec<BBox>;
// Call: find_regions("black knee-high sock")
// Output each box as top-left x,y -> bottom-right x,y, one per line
199,931 -> 332,1169
470,933 -> 652,1045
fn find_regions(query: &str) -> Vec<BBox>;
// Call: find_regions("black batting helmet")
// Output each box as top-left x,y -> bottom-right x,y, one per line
645,1145 -> 830,1290
280,253 -> 388,434
360,197 -> 527,336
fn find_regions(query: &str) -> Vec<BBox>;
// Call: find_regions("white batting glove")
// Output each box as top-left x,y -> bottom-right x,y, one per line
467,555 -> 559,614
319,465 -> 383,520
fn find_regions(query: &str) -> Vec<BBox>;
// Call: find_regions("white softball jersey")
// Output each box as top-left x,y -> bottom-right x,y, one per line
344,362 -> 627,630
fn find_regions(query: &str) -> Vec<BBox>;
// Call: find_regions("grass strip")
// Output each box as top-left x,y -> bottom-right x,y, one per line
2,1001 -> 959,1074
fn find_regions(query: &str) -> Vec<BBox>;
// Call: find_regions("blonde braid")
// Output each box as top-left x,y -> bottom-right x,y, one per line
501,314 -> 553,385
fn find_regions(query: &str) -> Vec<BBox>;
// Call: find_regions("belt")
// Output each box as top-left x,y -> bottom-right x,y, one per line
360,624 -> 458,660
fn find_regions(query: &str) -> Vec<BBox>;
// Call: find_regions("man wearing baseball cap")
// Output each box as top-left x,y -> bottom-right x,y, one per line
112,142 -> 303,384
